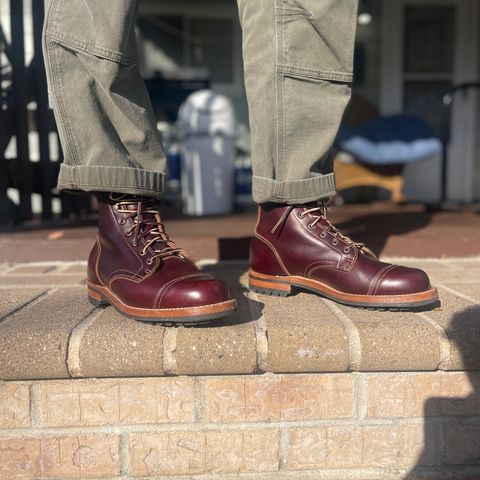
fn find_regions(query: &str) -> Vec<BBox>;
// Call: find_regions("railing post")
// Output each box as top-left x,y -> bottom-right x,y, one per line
32,0 -> 53,220
0,17 -> 9,224
10,0 -> 33,222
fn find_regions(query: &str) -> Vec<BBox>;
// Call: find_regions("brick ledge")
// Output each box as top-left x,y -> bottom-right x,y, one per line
0,259 -> 479,380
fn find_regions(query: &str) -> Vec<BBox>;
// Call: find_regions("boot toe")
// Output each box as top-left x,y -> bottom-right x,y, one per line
376,266 -> 432,296
158,276 -> 232,309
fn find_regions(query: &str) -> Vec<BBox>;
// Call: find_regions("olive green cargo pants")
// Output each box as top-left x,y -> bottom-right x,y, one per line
43,0 -> 358,204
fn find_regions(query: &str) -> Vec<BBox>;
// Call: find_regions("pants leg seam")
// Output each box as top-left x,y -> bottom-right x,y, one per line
274,0 -> 285,193
48,43 -> 82,167
46,30 -> 138,65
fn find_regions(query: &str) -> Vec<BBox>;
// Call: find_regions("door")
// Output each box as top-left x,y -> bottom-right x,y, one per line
381,0 -> 480,202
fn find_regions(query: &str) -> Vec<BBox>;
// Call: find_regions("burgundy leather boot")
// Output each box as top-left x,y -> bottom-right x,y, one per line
249,202 -> 439,311
87,194 -> 237,324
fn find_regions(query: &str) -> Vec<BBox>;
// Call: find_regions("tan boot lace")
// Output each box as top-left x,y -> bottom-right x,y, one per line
300,200 -> 376,258
112,195 -> 184,265
270,200 -> 376,258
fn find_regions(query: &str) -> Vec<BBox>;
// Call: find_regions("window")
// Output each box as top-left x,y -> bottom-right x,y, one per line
137,14 -> 234,85
403,6 -> 455,134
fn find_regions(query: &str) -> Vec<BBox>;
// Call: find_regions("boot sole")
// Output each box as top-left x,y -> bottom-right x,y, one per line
87,282 -> 237,325
248,270 -> 440,312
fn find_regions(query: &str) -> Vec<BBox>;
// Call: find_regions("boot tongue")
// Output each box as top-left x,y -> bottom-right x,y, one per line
111,194 -> 180,255
134,203 -> 181,257
110,193 -> 147,211
152,212 -> 178,251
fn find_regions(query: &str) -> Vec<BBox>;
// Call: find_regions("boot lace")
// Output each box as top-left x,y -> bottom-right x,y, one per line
279,200 -> 376,258
113,195 -> 184,265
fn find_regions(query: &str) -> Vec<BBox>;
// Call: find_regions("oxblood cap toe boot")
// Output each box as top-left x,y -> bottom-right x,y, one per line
249,202 -> 439,311
87,194 -> 237,324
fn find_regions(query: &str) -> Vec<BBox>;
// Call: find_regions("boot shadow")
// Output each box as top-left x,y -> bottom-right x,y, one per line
335,209 -> 433,258
196,260 -> 264,328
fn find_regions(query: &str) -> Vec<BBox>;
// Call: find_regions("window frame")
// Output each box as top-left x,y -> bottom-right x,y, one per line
380,0 -> 480,202
137,1 -> 243,97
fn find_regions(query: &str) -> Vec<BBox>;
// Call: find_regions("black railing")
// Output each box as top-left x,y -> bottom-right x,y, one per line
0,0 -> 94,227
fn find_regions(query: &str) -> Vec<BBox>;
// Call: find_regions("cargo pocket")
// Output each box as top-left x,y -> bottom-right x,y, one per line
273,0 -> 357,182
45,0 -> 139,65
275,0 -> 356,83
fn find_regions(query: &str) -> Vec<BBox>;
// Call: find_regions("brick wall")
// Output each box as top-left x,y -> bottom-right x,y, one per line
1,372 -> 480,479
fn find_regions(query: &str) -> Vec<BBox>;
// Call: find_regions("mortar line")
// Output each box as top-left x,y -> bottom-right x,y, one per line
436,283 -> 479,304
29,383 -> 42,428
162,327 -> 178,375
416,312 -> 451,369
0,415 -> 452,438
381,256 -> 480,263
322,299 -> 361,371
355,373 -> 368,421
119,432 -> 130,476
194,377 -> 207,423
0,288 -> 56,325
430,280 -> 480,284
247,290 -> 268,373
435,417 -> 446,466
278,427 -> 289,470
0,283 -> 83,289
3,260 -> 87,270
52,262 -> 86,274
1,370 -> 458,384
66,307 -> 103,378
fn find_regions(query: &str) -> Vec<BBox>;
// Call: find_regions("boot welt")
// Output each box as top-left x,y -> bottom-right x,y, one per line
249,270 -> 439,311
87,282 -> 237,324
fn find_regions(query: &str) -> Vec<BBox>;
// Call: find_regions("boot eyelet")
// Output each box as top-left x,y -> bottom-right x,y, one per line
119,218 -> 126,225
344,247 -> 350,253
125,231 -> 132,237
307,223 -> 315,229
132,241 -> 138,247
332,239 -> 338,246
320,233 -> 326,238
139,251 -> 146,256
298,212 -> 305,219
146,258 -> 153,265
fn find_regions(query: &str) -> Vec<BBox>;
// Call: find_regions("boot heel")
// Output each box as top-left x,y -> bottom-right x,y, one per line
248,271 -> 292,297
87,286 -> 109,307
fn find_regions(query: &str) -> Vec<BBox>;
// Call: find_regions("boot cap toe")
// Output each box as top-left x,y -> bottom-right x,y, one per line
158,276 -> 232,309
375,265 -> 432,296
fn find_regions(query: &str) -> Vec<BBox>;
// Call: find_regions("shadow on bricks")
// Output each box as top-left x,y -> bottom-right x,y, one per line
406,305 -> 480,479
336,210 -> 433,257
197,263 -> 264,328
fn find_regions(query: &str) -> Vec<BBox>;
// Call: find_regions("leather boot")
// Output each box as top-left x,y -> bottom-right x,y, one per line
249,202 -> 439,311
87,194 -> 237,324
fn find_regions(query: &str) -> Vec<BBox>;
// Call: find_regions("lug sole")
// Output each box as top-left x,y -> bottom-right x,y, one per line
249,270 -> 440,312
87,282 -> 237,325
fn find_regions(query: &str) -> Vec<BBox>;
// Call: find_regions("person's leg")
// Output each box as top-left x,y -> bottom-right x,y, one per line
237,0 -> 356,204
43,0 -> 236,323
43,0 -> 165,197
238,0 -> 439,310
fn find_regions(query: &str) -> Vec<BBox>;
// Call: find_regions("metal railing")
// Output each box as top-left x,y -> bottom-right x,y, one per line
0,0 -> 93,227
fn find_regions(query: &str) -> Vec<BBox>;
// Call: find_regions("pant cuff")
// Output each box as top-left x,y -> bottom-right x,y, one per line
252,173 -> 336,204
57,164 -> 166,199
